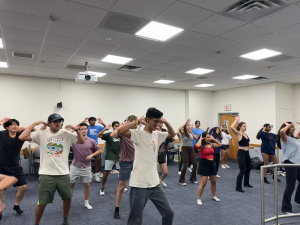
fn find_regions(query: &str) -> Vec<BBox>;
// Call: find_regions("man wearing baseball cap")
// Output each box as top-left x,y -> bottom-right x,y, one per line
19,113 -> 85,225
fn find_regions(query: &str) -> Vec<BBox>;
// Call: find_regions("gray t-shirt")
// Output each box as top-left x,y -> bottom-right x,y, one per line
181,133 -> 193,146
281,136 -> 300,164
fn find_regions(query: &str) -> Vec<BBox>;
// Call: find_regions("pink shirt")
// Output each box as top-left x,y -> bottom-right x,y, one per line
118,133 -> 135,162
72,138 -> 100,168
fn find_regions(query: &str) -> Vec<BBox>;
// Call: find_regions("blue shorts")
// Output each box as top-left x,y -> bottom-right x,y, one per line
119,161 -> 133,181
222,145 -> 229,149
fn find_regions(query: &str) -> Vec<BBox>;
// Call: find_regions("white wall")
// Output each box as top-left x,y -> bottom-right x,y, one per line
213,83 -> 277,144
294,84 -> 300,124
0,74 -> 186,136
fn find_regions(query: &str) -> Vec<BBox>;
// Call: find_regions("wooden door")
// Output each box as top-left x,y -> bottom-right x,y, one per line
220,113 -> 238,159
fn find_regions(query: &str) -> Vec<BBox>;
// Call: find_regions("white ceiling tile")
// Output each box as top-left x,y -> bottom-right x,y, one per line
246,32 -> 295,47
271,39 -> 300,53
161,56 -> 193,65
0,0 -> 55,18
38,61 -> 65,69
0,49 -> 6,57
137,52 -> 171,62
87,28 -> 130,45
2,27 -> 45,44
280,23 -> 300,39
68,58 -> 99,67
69,0 -> 117,9
220,24 -> 273,43
34,71 -> 57,78
36,66 -> 62,73
176,47 -> 209,59
169,31 -> 213,47
79,41 -> 117,54
112,0 -> 176,20
45,35 -> 83,49
73,50 -> 106,61
40,53 -> 70,65
154,2 -> 213,28
149,63 -> 180,71
91,61 -> 121,70
61,68 -> 81,74
197,37 -> 239,52
127,59 -> 156,68
110,46 -> 145,58
5,40 -> 41,52
48,21 -> 93,39
190,14 -> 245,36
0,10 -> 49,33
10,69 -> 34,76
199,52 -> 234,63
138,68 -> 164,74
181,0 -> 239,12
42,45 -> 76,57
152,43 -> 192,56
7,54 -> 37,65
0,56 -> 8,62
284,49 -> 300,57
253,5 -> 300,31
122,36 -> 160,51
9,63 -> 36,70
53,0 -> 108,27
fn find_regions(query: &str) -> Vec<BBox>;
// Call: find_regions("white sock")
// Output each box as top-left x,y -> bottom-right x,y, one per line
85,200 -> 92,209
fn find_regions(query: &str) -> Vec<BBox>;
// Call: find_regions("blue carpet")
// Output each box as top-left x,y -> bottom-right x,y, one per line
2,162 -> 300,225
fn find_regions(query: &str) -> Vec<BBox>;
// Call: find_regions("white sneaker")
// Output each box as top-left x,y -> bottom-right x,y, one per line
179,182 -> 187,186
95,172 -> 103,178
188,168 -> 192,172
100,188 -> 105,196
160,181 -> 167,187
85,203 -> 93,209
212,196 -> 221,202
221,165 -> 226,169
123,188 -> 128,193
178,171 -> 181,175
217,175 -> 221,178
225,164 -> 230,168
190,165 -> 193,170
197,199 -> 202,205
93,173 -> 101,183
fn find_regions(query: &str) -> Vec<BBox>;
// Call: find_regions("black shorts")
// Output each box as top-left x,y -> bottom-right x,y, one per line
222,145 -> 229,149
158,150 -> 167,164
261,152 -> 275,156
197,158 -> 216,176
0,165 -> 26,187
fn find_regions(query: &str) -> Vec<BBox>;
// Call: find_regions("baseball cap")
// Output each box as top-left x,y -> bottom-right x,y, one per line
48,113 -> 64,123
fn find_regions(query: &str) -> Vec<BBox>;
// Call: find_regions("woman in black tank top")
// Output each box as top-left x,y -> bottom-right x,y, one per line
231,116 -> 258,193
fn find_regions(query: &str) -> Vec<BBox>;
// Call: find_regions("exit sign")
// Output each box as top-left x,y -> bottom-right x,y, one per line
224,104 -> 231,111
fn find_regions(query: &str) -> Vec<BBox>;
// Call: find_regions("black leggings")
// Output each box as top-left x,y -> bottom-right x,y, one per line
213,153 -> 220,174
236,149 -> 251,188
281,161 -> 300,213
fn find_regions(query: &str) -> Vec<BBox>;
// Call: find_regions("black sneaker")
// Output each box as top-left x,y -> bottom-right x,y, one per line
13,205 -> 23,214
244,184 -> 253,188
273,175 -> 281,182
264,178 -> 270,184
114,211 -> 120,219
236,186 -> 245,192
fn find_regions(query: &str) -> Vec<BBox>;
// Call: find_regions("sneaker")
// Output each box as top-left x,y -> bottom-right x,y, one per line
191,181 -> 198,184
13,205 -> 23,214
212,196 -> 221,202
236,186 -> 245,193
95,172 -> 103,178
216,175 -> 221,178
188,168 -> 192,172
264,177 -> 270,184
282,211 -> 294,215
221,165 -> 226,169
178,171 -> 181,175
111,170 -> 119,174
197,199 -> 202,205
225,164 -> 230,168
123,188 -> 128,193
114,211 -> 120,219
161,181 -> 167,187
93,173 -> 101,183
179,182 -> 187,186
100,188 -> 105,196
84,203 -> 92,210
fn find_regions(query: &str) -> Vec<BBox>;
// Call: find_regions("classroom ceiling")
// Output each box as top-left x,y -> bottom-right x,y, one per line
1,0 -> 300,91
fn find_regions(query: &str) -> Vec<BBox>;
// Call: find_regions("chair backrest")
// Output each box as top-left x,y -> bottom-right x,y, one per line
33,146 -> 40,158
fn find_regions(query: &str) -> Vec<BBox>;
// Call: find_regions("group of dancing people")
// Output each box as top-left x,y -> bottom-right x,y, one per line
1,109 -> 300,225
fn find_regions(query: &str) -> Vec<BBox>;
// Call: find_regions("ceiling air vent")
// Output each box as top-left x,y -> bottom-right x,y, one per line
220,0 -> 291,22
251,76 -> 269,80
118,65 -> 142,72
66,64 -> 86,70
12,51 -> 34,59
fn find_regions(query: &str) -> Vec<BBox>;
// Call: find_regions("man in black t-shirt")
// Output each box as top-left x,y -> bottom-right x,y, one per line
0,118 -> 27,220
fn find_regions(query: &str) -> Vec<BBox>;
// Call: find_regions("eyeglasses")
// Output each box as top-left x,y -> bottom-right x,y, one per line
151,119 -> 162,124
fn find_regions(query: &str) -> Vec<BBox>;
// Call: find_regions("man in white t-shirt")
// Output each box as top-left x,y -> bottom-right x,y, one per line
118,107 -> 176,225
19,113 -> 85,225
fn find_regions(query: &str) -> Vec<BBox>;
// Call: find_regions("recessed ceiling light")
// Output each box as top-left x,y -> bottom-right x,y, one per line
87,71 -> 106,77
0,62 -> 8,68
101,55 -> 133,65
232,75 -> 259,80
154,79 -> 175,84
240,48 -> 282,60
0,38 -> 3,48
186,68 -> 215,75
195,84 -> 215,87
136,21 -> 184,42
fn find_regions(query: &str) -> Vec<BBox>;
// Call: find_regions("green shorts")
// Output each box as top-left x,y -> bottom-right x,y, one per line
38,174 -> 72,205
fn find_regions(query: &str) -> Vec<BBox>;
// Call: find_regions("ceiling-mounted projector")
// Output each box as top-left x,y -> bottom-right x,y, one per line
74,62 -> 106,84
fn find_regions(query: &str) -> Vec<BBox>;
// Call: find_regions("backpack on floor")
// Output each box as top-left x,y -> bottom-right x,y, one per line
251,157 -> 261,170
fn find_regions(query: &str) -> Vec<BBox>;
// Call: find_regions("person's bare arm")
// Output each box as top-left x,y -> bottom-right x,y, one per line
195,134 -> 204,151
230,116 -> 240,136
81,117 -> 89,124
178,119 -> 190,135
65,125 -> 85,144
0,117 -> 9,126
118,121 -> 136,138
161,118 -> 175,138
97,118 -> 106,128
280,123 -> 290,145
97,125 -> 112,138
211,136 -> 222,148
19,121 -> 47,141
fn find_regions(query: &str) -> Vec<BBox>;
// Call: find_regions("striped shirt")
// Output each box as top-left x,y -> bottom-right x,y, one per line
281,136 -> 300,164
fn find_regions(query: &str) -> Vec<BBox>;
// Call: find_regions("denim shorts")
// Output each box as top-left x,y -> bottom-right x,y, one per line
119,161 -> 133,181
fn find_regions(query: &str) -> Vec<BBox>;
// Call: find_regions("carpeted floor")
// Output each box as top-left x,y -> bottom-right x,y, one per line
2,162 -> 300,225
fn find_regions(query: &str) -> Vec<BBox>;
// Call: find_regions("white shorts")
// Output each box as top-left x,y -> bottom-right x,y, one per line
105,160 -> 120,171
70,164 -> 92,183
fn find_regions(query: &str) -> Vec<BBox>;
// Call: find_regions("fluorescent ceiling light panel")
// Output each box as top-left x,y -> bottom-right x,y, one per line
186,68 -> 214,75
87,71 -> 106,77
232,75 -> 258,80
0,38 -> 3,48
154,79 -> 175,84
135,21 -> 184,42
0,62 -> 8,68
195,84 -> 215,87
240,48 -> 282,60
101,55 -> 133,65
